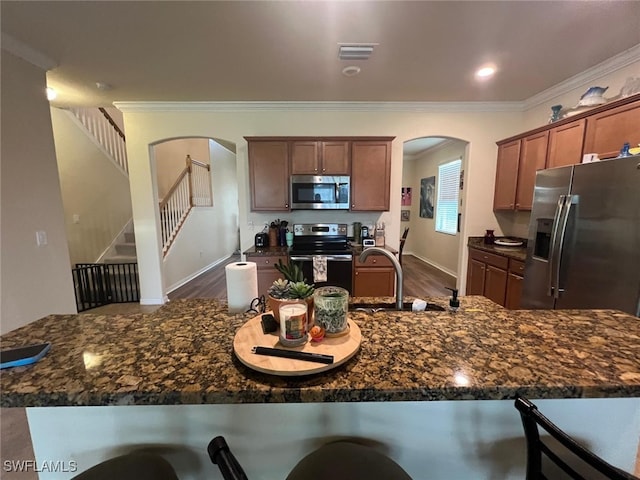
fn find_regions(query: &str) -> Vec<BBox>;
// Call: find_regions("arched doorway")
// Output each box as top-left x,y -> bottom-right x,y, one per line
401,136 -> 469,292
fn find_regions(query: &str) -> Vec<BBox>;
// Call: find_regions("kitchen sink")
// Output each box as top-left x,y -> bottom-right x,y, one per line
349,301 -> 446,313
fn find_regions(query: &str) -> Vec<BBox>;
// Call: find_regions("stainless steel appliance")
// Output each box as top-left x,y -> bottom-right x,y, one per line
290,223 -> 353,292
290,175 -> 350,210
254,232 -> 268,248
522,155 -> 640,316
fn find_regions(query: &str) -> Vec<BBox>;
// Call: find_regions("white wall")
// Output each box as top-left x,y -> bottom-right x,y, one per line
51,107 -> 133,265
0,52 -> 77,334
154,138 -> 210,200
403,140 -> 467,277
163,139 -> 239,291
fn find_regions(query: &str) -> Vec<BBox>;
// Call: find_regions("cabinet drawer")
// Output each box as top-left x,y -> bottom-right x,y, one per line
247,255 -> 287,270
508,259 -> 525,276
354,253 -> 394,268
469,248 -> 508,269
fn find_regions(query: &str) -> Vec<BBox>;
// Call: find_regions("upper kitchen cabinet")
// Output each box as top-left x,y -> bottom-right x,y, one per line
493,139 -> 520,210
583,101 -> 640,160
351,138 -> 394,211
516,130 -> 548,211
493,130 -> 548,212
247,140 -> 290,211
547,118 -> 586,169
291,140 -> 350,175
493,94 -> 639,212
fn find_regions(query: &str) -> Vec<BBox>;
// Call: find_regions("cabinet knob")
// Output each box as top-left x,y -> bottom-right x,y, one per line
515,203 -> 520,208
351,204 -> 355,208
322,168 -> 326,172
265,260 -> 270,264
285,203 -> 289,208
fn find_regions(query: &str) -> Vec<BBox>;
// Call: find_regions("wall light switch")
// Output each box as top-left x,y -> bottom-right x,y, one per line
36,230 -> 48,246
73,214 -> 80,224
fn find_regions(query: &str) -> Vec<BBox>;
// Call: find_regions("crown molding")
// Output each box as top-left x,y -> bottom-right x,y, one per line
114,100 -> 523,113
524,43 -> 640,110
1,33 -> 58,71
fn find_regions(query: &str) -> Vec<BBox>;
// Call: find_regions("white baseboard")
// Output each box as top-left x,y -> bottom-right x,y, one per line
405,251 -> 458,279
139,297 -> 167,305
165,255 -> 233,293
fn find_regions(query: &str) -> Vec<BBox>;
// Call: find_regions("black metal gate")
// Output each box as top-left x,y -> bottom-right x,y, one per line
72,263 -> 140,312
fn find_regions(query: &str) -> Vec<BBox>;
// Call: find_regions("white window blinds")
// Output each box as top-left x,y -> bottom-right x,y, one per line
435,159 -> 461,235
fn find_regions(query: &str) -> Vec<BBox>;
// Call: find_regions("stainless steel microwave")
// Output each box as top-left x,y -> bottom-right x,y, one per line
290,175 -> 350,210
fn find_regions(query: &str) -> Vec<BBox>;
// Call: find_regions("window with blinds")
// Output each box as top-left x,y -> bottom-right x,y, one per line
435,159 -> 461,235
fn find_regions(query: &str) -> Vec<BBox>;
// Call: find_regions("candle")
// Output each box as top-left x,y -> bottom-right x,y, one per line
278,303 -> 308,347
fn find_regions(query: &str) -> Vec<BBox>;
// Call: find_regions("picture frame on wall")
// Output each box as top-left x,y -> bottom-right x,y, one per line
420,176 -> 435,219
401,187 -> 412,206
401,210 -> 410,222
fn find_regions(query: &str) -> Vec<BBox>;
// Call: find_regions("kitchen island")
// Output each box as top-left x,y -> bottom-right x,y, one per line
1,296 -> 639,479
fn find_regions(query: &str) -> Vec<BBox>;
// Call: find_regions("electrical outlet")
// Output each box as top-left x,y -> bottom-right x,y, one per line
36,230 -> 47,246
248,221 -> 254,230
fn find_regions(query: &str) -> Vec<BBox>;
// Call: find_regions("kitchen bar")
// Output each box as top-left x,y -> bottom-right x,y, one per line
1,297 -> 639,479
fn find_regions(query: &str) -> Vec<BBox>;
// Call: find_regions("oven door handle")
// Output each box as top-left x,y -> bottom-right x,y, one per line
290,255 -> 353,262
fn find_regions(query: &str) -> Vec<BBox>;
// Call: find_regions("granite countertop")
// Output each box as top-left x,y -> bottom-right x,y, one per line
1,296 -> 639,407
468,236 -> 527,262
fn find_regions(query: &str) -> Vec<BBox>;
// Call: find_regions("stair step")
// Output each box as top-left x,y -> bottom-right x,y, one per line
115,242 -> 136,256
104,255 -> 137,264
124,232 -> 135,243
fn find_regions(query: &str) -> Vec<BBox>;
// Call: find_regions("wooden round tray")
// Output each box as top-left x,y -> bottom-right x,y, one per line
233,314 -> 362,376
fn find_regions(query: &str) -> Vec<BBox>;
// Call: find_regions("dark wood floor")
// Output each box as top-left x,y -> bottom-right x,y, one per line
168,254 -> 457,300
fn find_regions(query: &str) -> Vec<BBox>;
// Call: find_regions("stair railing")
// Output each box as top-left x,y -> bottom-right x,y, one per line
67,107 -> 128,174
159,155 -> 213,254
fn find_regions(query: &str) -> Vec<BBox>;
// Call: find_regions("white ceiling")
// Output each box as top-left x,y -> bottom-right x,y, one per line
2,1 -> 639,108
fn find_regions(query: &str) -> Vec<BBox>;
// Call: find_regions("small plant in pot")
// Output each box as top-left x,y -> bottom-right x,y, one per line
267,259 -> 315,323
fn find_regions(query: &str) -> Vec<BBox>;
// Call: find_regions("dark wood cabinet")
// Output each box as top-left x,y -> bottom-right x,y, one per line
245,253 -> 288,298
493,140 -> 520,211
351,140 -> 392,211
505,259 -> 525,310
290,140 -> 350,175
466,248 -> 508,306
516,130 -> 548,211
494,94 -> 639,212
547,118 -> 586,169
353,252 -> 395,297
247,141 -> 290,211
583,101 -> 640,160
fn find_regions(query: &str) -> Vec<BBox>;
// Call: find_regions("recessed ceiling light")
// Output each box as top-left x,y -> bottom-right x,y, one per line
475,66 -> 496,79
342,66 -> 361,77
46,87 -> 57,100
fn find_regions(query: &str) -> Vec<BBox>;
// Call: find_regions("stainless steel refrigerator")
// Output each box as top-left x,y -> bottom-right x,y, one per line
521,154 -> 640,316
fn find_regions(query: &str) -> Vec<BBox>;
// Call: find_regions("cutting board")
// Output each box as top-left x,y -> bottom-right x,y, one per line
233,314 -> 362,376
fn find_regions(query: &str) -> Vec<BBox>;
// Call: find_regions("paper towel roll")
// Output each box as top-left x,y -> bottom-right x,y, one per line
225,262 -> 258,314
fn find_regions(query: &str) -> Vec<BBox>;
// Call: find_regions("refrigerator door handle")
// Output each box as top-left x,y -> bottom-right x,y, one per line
553,194 -> 576,298
547,195 -> 567,297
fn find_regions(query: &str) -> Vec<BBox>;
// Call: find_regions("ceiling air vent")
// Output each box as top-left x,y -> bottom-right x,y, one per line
338,44 -> 376,60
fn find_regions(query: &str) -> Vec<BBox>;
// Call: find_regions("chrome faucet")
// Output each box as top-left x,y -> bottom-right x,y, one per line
358,247 -> 404,310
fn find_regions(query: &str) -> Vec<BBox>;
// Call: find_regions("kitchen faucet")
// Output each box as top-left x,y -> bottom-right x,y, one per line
358,247 -> 404,310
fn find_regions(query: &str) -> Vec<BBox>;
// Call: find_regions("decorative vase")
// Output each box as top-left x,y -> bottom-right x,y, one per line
548,104 -> 562,123
484,229 -> 495,245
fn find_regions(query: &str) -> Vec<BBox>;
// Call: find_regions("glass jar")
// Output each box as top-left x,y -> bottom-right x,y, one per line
313,286 -> 349,334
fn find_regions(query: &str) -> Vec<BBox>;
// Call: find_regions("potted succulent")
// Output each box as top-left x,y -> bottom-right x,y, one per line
267,259 -> 315,323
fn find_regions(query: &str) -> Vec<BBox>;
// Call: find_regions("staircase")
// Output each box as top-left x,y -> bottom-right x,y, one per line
104,229 -> 137,264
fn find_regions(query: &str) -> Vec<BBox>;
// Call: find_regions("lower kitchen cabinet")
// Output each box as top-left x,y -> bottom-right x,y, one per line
245,254 -> 287,298
505,259 -> 525,310
353,252 -> 395,297
466,248 -> 508,307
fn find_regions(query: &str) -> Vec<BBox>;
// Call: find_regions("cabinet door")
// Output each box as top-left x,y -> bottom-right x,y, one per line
547,119 -> 586,168
484,265 -> 507,306
351,140 -> 391,211
321,141 -> 350,175
247,255 -> 287,298
505,272 -> 523,310
583,101 -> 640,160
248,141 -> 290,211
466,258 -> 486,295
353,268 -> 395,297
516,130 -> 549,211
493,140 -> 520,211
290,141 -> 320,174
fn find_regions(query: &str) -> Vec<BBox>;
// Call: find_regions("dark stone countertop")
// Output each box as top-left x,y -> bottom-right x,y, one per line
1,296 -> 639,407
468,236 -> 527,262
